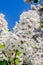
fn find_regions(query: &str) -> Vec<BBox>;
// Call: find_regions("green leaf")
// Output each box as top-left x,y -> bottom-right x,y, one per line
40,23 -> 43,27
31,45 -> 35,49
0,60 -> 7,65
8,29 -> 10,32
16,51 -> 21,56
0,30 -> 3,33
10,59 -> 14,64
15,58 -> 19,64
14,49 -> 21,56
38,0 -> 40,3
0,61 -> 2,65
0,44 -> 5,48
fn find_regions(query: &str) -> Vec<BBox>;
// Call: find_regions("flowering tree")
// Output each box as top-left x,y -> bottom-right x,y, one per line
0,13 -> 10,61
13,3 -> 43,65
0,3 -> 43,65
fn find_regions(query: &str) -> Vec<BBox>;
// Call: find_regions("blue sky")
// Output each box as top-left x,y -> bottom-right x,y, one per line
0,0 -> 43,30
